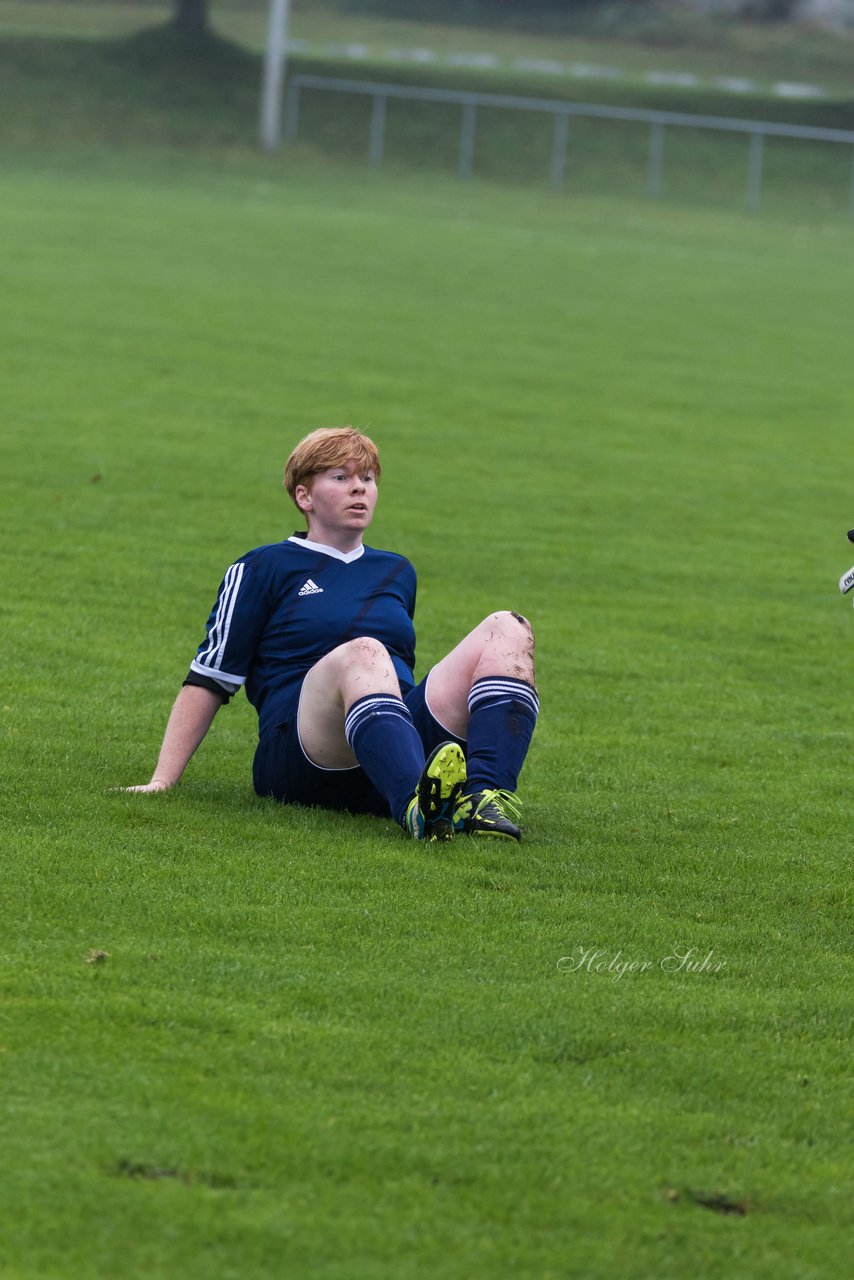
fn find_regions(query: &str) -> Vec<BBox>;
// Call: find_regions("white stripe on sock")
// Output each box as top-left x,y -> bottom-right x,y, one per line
468,678 -> 539,715
344,694 -> 412,745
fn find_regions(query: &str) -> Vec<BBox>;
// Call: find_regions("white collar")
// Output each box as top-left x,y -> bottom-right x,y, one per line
288,535 -> 365,564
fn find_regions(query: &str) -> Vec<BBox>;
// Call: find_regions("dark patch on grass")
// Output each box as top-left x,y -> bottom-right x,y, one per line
0,27 -> 260,150
667,1186 -> 751,1215
113,1159 -> 242,1190
116,1160 -> 185,1182
535,1040 -> 627,1067
115,20 -> 257,77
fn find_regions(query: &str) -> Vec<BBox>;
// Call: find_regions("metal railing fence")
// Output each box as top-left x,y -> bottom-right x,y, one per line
283,73 -> 854,216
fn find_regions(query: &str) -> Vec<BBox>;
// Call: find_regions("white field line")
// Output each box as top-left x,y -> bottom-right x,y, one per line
286,40 -> 828,99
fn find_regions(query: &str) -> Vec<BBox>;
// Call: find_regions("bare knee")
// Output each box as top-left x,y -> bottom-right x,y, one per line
342,635 -> 391,668
317,635 -> 396,690
338,636 -> 400,703
473,610 -> 536,687
482,610 -> 534,641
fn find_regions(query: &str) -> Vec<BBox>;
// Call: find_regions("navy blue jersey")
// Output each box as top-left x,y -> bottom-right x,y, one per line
189,535 -> 417,737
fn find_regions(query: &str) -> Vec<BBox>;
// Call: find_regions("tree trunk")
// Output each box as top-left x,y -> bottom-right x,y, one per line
174,0 -> 209,37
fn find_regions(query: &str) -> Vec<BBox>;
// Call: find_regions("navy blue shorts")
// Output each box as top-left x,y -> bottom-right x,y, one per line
252,675 -> 466,816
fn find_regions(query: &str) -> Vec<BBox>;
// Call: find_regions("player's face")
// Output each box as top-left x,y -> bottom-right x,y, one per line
298,459 -> 378,548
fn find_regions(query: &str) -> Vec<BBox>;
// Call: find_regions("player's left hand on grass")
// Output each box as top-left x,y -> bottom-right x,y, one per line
119,780 -> 174,793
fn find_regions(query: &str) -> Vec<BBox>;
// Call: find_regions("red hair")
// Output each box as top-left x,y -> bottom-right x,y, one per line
283,427 -> 381,507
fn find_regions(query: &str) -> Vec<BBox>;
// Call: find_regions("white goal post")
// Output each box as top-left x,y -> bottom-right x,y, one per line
260,0 -> 291,152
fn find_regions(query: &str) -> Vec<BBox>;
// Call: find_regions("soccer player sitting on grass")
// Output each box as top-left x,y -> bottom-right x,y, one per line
125,427 -> 539,842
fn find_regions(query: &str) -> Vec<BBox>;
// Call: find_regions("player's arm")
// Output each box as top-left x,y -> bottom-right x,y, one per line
123,684 -> 223,792
124,555 -> 271,792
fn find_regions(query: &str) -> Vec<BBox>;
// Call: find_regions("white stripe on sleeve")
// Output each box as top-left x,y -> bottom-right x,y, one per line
199,561 -> 245,672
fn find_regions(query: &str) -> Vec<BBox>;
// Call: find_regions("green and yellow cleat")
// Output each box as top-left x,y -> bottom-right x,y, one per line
404,741 -> 466,841
453,789 -> 522,842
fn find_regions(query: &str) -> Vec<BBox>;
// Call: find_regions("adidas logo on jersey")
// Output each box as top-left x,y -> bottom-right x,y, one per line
298,579 -> 324,597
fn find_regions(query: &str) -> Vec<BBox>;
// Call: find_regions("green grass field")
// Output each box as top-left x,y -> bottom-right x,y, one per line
1,144 -> 852,1276
1,5 -> 853,1273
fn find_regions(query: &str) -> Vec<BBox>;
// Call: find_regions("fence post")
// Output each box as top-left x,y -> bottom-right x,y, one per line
747,131 -> 764,214
647,120 -> 665,200
459,102 -> 477,179
369,94 -> 387,168
551,112 -> 570,189
283,80 -> 300,143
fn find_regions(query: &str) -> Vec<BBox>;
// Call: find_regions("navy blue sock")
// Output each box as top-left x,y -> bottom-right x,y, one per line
465,677 -> 539,794
345,694 -> 425,825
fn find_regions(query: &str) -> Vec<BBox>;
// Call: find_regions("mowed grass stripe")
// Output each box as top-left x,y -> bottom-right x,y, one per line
1,156 -> 852,1277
